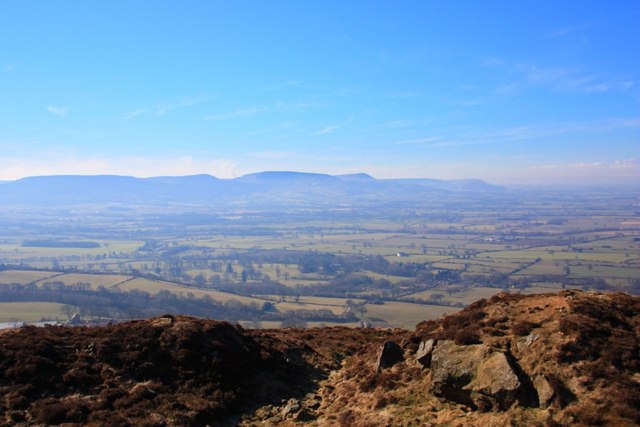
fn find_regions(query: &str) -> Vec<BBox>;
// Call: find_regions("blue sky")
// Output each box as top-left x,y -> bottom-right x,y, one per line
1,1 -> 638,184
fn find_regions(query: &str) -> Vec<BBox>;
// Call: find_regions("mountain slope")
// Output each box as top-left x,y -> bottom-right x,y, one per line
0,172 -> 502,207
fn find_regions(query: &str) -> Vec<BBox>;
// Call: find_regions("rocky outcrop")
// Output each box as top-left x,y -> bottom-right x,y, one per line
415,339 -> 435,367
375,341 -> 404,372
467,351 -> 521,410
1,291 -> 638,426
429,340 -> 525,411
532,374 -> 554,408
430,340 -> 489,407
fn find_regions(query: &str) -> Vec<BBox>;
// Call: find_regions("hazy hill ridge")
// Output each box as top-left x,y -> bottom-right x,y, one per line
0,172 -> 502,207
0,290 -> 637,426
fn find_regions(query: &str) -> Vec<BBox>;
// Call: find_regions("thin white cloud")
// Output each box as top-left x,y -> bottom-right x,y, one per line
458,99 -> 487,106
47,106 -> 68,118
124,94 -> 208,119
260,80 -> 354,98
487,59 -> 627,96
523,159 -> 640,184
393,136 -> 442,145
547,22 -> 593,38
260,80 -> 300,91
312,124 -> 341,136
246,150 -> 295,160
0,139 -> 38,151
618,81 -> 636,92
122,108 -> 148,120
244,122 -> 295,136
532,158 -> 638,172
375,120 -> 415,130
205,107 -> 262,121
154,94 -> 208,116
395,118 -> 640,150
481,57 -> 505,67
581,83 -> 610,93
492,82 -> 519,96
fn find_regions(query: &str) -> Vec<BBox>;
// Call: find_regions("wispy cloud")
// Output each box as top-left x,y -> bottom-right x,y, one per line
0,139 -> 38,151
260,80 -> 301,91
393,136 -> 442,145
397,118 -> 640,149
374,120 -> 415,130
124,94 -> 208,119
547,22 -> 593,38
47,106 -> 68,118
311,117 -> 355,136
244,122 -> 295,136
122,108 -> 148,120
246,150 -> 295,160
205,107 -> 262,121
525,159 -> 640,184
533,158 -> 638,171
261,80 -> 354,98
488,62 -> 625,96
481,57 -> 505,67
618,81 -> 636,92
312,124 -> 341,136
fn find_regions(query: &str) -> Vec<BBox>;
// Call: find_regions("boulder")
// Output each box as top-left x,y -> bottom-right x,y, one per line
430,340 -> 523,410
533,374 -> 554,408
430,340 -> 488,407
281,398 -> 301,418
375,341 -> 404,373
467,351 -> 521,410
415,339 -> 435,368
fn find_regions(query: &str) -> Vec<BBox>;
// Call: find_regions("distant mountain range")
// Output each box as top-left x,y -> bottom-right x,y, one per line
0,172 -> 503,207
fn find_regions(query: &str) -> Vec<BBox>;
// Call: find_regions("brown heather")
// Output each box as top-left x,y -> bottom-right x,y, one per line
0,290 -> 638,426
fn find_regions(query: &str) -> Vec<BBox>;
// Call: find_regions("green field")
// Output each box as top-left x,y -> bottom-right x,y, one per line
0,302 -> 68,322
1,189 -> 638,328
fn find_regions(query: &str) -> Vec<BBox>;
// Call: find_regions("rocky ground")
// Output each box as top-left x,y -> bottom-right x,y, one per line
1,290 -> 638,426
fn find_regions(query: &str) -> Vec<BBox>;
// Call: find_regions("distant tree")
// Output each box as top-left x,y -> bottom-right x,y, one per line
194,274 -> 207,286
430,293 -> 445,302
262,302 -> 277,312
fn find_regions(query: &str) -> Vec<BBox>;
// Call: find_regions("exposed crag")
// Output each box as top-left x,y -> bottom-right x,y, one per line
1,291 -> 638,426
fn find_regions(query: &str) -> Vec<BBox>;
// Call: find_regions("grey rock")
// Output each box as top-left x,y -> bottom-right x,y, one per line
375,341 -> 404,373
430,340 -> 523,410
430,340 -> 488,407
281,398 -> 301,418
416,339 -> 436,368
533,374 -> 555,408
467,351 -> 521,410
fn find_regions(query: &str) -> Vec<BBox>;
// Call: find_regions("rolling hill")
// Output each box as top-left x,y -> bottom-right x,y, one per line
0,172 -> 502,208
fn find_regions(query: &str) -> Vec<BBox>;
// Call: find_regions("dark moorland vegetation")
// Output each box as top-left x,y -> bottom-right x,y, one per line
0,291 -> 637,426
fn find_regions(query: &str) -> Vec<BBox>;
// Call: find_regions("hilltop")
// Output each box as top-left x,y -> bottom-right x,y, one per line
0,172 -> 502,208
0,290 -> 638,426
